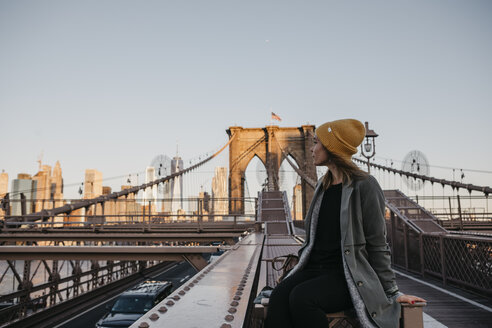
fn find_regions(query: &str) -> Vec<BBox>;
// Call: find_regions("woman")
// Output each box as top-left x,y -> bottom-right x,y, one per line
264,119 -> 425,328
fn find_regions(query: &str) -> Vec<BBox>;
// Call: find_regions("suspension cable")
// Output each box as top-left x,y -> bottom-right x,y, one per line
7,134 -> 237,222
353,157 -> 492,195
272,133 -> 316,188
374,155 -> 492,174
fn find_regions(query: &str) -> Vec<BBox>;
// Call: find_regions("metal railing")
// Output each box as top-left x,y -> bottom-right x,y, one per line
0,258 -> 165,325
386,205 -> 492,297
407,194 -> 492,231
0,197 -> 257,232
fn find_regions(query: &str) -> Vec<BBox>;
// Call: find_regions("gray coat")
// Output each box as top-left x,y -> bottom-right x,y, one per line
286,175 -> 401,328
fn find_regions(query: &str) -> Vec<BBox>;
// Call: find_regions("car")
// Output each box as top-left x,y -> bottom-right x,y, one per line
207,245 -> 225,264
95,280 -> 173,328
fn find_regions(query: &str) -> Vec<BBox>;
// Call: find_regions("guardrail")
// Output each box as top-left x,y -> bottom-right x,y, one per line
387,205 -> 492,297
1,217 -> 257,235
1,197 -> 257,225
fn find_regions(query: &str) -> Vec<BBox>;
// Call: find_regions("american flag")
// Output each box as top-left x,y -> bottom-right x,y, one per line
271,112 -> 282,121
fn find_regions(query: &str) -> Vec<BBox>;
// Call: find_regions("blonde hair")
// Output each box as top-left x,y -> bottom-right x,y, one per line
321,149 -> 367,189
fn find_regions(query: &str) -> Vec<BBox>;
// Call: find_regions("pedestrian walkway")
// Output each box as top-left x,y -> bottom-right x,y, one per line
395,270 -> 492,328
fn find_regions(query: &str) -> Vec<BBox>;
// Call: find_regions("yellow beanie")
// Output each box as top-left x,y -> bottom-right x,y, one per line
315,119 -> 365,162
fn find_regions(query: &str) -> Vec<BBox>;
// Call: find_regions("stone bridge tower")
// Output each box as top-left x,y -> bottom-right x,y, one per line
226,125 -> 317,218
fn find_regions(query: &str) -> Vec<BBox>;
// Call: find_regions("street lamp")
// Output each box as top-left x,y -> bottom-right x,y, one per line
360,121 -> 378,173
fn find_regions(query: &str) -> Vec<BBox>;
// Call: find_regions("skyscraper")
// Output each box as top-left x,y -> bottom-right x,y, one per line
161,180 -> 172,213
292,183 -> 303,221
150,154 -> 172,213
32,162 -> 64,212
102,186 -> 117,223
212,167 -> 228,221
170,155 -> 183,213
198,191 -> 211,221
11,174 -> 37,216
0,172 -> 8,197
33,165 -> 51,212
143,166 -> 157,215
117,185 -> 142,223
52,161 -> 64,207
83,169 -> 103,221
83,169 -> 103,199
0,172 -> 8,219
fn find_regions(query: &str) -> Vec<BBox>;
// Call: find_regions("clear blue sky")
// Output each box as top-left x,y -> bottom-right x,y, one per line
1,0 -> 491,199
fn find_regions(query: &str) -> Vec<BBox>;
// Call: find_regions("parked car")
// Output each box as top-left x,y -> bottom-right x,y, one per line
95,280 -> 173,328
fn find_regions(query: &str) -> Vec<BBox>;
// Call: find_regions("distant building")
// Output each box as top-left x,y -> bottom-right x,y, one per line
102,186 -> 117,223
176,208 -> 186,222
3,162 -> 64,223
170,156 -> 184,213
150,154 -> 172,213
143,166 -> 157,214
212,167 -> 228,221
83,169 -> 103,222
116,185 -> 142,223
198,191 -> 211,221
161,180 -> 172,213
66,206 -> 84,226
51,161 -> 63,207
33,165 -> 51,212
11,173 -> 37,216
30,161 -> 64,212
83,169 -> 103,199
0,172 -> 8,218
292,183 -> 303,221
0,172 -> 8,197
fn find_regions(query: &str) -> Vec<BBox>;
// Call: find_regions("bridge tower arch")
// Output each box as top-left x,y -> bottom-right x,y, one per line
226,125 -> 317,218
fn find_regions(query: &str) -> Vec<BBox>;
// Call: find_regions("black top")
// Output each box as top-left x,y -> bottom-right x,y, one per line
306,183 -> 343,270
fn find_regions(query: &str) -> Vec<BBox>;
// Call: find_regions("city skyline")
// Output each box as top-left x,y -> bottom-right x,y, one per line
2,137 -> 491,202
1,1 -> 491,198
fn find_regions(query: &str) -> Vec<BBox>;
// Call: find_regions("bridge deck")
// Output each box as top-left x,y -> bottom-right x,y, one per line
395,270 -> 492,328
4,187 -> 486,328
261,235 -> 302,287
130,233 -> 263,328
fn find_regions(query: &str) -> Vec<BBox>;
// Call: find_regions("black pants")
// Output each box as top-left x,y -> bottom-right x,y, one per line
264,267 -> 353,328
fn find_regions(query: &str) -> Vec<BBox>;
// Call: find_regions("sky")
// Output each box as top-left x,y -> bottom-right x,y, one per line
1,0 -> 491,200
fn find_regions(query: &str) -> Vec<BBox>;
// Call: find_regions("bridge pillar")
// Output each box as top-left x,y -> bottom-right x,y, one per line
227,125 -> 316,219
265,126 -> 281,192
300,125 -> 317,219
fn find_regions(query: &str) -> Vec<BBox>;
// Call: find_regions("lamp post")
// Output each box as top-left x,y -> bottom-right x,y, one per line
360,121 -> 378,173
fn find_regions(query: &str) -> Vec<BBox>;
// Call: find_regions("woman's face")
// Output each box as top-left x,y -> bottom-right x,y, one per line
311,136 -> 330,166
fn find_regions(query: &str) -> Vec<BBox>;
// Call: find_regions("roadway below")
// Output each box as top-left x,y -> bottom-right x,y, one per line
54,261 -> 197,328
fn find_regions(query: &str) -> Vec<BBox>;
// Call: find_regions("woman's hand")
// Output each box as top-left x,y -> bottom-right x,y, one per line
396,294 -> 426,304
